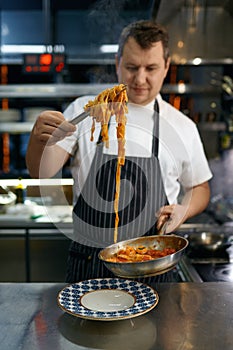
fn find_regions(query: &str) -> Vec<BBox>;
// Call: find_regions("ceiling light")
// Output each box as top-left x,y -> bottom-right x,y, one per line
177,41 -> 184,48
100,45 -> 118,53
1,45 -> 47,54
178,82 -> 186,94
192,57 -> 202,65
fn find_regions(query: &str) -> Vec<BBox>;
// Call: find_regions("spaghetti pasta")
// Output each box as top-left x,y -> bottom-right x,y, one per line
84,84 -> 128,243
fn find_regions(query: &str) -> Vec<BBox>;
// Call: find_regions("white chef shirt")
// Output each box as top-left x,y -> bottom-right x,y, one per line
57,94 -> 213,204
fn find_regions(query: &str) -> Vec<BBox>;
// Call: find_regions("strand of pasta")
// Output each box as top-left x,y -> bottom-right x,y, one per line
84,84 -> 128,243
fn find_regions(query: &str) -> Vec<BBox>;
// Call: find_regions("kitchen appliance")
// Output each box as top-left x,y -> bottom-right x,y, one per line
178,228 -> 233,282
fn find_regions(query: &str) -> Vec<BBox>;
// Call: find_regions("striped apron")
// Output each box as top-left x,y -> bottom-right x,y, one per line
66,101 -> 178,283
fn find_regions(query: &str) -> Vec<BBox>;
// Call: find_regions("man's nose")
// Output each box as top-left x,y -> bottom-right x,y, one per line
134,68 -> 146,84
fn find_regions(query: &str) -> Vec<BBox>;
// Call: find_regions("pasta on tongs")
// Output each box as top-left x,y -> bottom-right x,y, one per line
84,84 -> 128,243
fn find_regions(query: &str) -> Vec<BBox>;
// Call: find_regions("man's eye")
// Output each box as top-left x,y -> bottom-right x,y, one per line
126,66 -> 137,71
147,67 -> 156,72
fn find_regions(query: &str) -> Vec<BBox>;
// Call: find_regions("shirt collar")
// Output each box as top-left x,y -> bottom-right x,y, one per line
144,94 -> 162,111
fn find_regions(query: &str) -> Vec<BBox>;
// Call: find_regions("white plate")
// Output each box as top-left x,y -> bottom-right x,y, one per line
57,278 -> 159,321
80,289 -> 135,312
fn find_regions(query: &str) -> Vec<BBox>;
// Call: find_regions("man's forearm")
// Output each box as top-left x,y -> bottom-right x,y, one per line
181,181 -> 210,221
26,133 -> 47,178
26,136 -> 69,178
26,110 -> 75,178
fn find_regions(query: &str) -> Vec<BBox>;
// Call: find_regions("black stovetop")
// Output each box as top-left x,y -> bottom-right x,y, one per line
192,263 -> 233,282
184,240 -> 233,282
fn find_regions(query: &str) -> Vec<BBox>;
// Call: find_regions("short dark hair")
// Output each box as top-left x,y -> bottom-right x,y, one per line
117,20 -> 170,63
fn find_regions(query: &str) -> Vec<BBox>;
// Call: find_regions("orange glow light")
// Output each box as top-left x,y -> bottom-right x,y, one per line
55,62 -> 64,72
39,54 -> 52,65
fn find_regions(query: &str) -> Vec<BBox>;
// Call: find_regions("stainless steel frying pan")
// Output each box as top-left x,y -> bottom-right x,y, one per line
99,235 -> 188,278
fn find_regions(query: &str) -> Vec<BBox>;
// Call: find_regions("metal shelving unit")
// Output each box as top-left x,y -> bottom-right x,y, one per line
0,83 -> 225,134
0,83 -> 115,98
0,83 -> 223,98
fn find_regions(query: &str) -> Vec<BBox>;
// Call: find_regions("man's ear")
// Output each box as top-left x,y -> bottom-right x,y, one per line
164,56 -> 171,77
165,56 -> 171,71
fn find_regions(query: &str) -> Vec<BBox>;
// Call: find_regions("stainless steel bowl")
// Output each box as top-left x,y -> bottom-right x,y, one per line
99,235 -> 189,278
184,231 -> 230,251
0,186 -> 16,214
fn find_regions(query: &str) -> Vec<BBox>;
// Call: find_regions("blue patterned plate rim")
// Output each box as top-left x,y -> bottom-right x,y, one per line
57,278 -> 159,321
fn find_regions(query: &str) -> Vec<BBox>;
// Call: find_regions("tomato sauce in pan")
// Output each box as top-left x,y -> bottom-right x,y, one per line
107,245 -> 176,263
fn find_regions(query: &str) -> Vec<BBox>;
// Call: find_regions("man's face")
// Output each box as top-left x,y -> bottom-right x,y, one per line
116,37 -> 170,105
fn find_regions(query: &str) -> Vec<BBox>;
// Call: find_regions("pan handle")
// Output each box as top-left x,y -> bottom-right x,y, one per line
157,219 -> 170,235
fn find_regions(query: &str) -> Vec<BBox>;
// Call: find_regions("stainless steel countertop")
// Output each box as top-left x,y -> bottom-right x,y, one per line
1,282 -> 233,350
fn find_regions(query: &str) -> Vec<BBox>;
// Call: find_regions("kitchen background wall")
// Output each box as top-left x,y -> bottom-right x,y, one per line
0,0 -> 232,206
0,0 -> 232,204
0,0 -> 232,281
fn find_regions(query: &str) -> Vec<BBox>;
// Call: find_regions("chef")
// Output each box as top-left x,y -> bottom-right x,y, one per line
26,20 -> 212,282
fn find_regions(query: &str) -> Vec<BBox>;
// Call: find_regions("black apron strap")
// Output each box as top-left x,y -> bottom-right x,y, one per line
152,99 -> 159,157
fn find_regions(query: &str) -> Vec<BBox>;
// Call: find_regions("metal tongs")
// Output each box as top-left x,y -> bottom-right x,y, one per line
69,84 -> 127,125
70,110 -> 90,125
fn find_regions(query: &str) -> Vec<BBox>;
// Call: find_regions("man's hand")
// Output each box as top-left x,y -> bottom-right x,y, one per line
32,110 -> 76,146
156,182 -> 210,234
26,110 -> 76,178
156,204 -> 188,234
